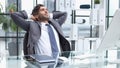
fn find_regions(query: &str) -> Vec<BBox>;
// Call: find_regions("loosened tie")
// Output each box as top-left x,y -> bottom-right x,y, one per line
46,24 -> 59,58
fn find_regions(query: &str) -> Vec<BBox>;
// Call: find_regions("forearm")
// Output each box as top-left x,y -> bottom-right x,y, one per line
11,10 -> 28,19
52,11 -> 67,25
11,10 -> 29,31
52,11 -> 67,19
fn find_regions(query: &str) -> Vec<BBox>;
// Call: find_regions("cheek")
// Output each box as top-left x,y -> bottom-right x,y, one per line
38,15 -> 42,19
39,13 -> 45,17
39,11 -> 45,15
38,13 -> 43,17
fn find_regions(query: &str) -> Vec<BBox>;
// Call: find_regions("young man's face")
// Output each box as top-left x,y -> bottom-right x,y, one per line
38,6 -> 49,21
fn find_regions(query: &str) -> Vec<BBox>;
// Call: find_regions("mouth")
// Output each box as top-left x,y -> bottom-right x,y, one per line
45,13 -> 49,17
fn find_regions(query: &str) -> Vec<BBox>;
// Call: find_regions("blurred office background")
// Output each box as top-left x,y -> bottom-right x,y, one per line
0,0 -> 120,67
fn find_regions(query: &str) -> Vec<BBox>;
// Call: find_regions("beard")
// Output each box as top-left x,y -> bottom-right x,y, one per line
38,14 -> 49,22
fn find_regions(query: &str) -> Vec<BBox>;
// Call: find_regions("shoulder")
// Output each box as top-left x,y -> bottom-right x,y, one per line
29,21 -> 40,29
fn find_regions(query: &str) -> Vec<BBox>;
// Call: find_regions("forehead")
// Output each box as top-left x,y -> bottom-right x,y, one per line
40,6 -> 47,9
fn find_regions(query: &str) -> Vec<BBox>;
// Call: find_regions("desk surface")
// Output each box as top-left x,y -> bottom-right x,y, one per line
0,51 -> 120,68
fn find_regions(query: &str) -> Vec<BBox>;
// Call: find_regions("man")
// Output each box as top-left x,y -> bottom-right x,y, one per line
11,4 -> 71,58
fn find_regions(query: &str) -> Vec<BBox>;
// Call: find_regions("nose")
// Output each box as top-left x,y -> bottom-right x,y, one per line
45,10 -> 48,14
45,9 -> 48,13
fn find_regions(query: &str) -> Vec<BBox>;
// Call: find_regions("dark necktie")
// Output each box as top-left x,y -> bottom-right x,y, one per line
46,24 -> 59,58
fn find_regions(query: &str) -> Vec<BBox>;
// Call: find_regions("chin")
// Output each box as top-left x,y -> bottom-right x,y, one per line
45,16 -> 49,19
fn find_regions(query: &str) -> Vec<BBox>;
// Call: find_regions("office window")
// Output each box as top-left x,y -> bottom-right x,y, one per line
106,0 -> 119,25
0,0 -> 5,13
21,0 -> 35,14
0,0 -> 37,56
109,0 -> 119,16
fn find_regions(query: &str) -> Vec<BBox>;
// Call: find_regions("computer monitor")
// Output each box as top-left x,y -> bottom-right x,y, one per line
96,9 -> 120,53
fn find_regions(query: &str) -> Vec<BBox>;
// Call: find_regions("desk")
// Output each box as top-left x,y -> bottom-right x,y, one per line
0,51 -> 120,68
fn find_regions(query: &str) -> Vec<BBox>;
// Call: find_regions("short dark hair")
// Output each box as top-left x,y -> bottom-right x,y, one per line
31,4 -> 44,16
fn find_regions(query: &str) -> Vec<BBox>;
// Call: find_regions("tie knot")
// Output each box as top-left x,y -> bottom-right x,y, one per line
46,24 -> 52,29
46,24 -> 50,26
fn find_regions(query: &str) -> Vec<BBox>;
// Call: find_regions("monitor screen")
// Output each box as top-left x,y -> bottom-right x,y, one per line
96,9 -> 120,53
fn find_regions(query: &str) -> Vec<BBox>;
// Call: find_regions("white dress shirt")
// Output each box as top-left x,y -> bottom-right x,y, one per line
35,23 -> 60,56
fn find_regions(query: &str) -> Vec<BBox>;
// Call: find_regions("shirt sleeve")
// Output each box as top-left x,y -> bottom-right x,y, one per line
49,13 -> 53,19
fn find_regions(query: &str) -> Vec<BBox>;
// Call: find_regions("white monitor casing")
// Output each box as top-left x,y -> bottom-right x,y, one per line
96,9 -> 120,53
